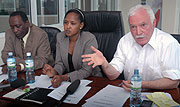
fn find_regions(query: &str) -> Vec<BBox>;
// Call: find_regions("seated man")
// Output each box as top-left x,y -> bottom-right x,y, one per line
1,11 -> 51,73
82,4 -> 180,90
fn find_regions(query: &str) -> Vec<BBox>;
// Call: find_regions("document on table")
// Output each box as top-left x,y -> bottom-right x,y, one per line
27,75 -> 53,89
3,89 -> 26,99
48,79 -> 92,104
27,74 -> 92,104
0,67 -> 8,83
27,75 -> 92,90
142,92 -> 179,107
83,85 -> 130,107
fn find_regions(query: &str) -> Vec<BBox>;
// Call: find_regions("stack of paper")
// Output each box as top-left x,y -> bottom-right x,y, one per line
146,92 -> 179,107
83,85 -> 130,107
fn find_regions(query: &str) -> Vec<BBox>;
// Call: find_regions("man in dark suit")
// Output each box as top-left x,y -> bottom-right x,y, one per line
1,11 -> 51,73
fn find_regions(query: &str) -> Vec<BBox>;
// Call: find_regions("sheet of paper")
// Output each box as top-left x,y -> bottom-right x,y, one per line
83,85 -> 130,107
0,74 -> 8,83
0,67 -> 2,74
27,75 -> 92,90
79,79 -> 92,86
48,80 -> 92,104
27,75 -> 53,89
3,89 -> 26,99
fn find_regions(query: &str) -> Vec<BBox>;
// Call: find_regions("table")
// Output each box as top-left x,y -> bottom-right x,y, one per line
0,70 -> 179,107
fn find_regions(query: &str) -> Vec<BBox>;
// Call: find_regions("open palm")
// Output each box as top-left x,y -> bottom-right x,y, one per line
82,46 -> 106,68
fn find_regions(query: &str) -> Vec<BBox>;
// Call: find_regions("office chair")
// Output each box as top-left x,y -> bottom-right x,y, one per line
40,26 -> 61,60
83,11 -> 125,79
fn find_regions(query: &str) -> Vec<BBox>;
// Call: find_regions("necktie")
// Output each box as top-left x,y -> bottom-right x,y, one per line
20,39 -> 25,58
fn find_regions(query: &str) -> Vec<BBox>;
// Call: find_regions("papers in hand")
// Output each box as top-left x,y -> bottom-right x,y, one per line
83,85 -> 130,107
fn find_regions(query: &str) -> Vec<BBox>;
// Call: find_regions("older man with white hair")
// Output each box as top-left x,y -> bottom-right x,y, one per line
82,4 -> 180,90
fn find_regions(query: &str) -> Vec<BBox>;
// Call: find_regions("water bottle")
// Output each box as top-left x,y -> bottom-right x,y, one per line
25,52 -> 35,84
130,69 -> 142,107
7,52 -> 17,82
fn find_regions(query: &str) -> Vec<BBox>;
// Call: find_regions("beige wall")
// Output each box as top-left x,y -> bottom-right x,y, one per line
119,0 -> 141,34
0,16 -> 9,32
162,0 -> 180,34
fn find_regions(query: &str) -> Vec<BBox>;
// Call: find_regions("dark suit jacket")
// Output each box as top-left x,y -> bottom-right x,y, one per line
1,24 -> 51,70
54,31 -> 102,82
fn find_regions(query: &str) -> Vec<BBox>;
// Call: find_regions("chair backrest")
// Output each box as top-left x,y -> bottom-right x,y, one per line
83,11 -> 125,62
83,11 -> 125,79
171,34 -> 180,43
171,34 -> 180,88
40,26 -> 61,60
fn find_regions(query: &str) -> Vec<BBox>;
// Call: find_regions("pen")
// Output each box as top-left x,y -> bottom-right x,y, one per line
118,83 -> 123,87
48,85 -> 52,88
48,78 -> 57,88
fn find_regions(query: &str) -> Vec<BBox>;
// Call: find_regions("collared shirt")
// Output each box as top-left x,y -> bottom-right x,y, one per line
22,27 -> 30,48
110,28 -> 180,81
19,28 -> 30,70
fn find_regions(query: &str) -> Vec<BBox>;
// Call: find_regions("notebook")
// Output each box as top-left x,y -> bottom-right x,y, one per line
16,88 -> 53,104
3,87 -> 53,104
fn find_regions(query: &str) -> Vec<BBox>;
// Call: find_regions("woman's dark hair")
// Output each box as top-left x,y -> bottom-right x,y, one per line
64,9 -> 86,29
10,11 -> 28,23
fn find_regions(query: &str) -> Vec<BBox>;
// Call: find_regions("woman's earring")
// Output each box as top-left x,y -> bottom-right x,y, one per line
80,28 -> 82,29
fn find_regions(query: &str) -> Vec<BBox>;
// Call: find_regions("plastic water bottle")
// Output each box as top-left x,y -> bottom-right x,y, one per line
130,69 -> 142,107
25,52 -> 35,84
7,52 -> 17,82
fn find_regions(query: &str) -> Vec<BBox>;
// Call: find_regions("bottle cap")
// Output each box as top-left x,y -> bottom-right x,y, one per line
134,69 -> 139,74
8,52 -> 13,56
26,52 -> 31,56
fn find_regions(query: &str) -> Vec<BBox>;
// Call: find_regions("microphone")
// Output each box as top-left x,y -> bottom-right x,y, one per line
0,78 -> 25,89
55,79 -> 80,107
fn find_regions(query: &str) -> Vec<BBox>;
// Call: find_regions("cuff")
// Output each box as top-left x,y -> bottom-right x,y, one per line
19,63 -> 24,71
163,69 -> 180,80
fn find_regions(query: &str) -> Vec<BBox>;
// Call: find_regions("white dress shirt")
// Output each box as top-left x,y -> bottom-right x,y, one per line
110,28 -> 180,81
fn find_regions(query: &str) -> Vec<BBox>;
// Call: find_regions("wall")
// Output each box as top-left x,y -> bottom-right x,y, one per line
161,0 -> 180,34
119,0 -> 141,34
0,16 -> 9,32
120,0 -> 180,34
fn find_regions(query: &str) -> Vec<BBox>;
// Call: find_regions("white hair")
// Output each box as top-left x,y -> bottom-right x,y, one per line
128,4 -> 155,24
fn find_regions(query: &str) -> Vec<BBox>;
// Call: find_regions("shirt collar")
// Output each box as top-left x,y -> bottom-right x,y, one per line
23,27 -> 30,42
147,28 -> 157,49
